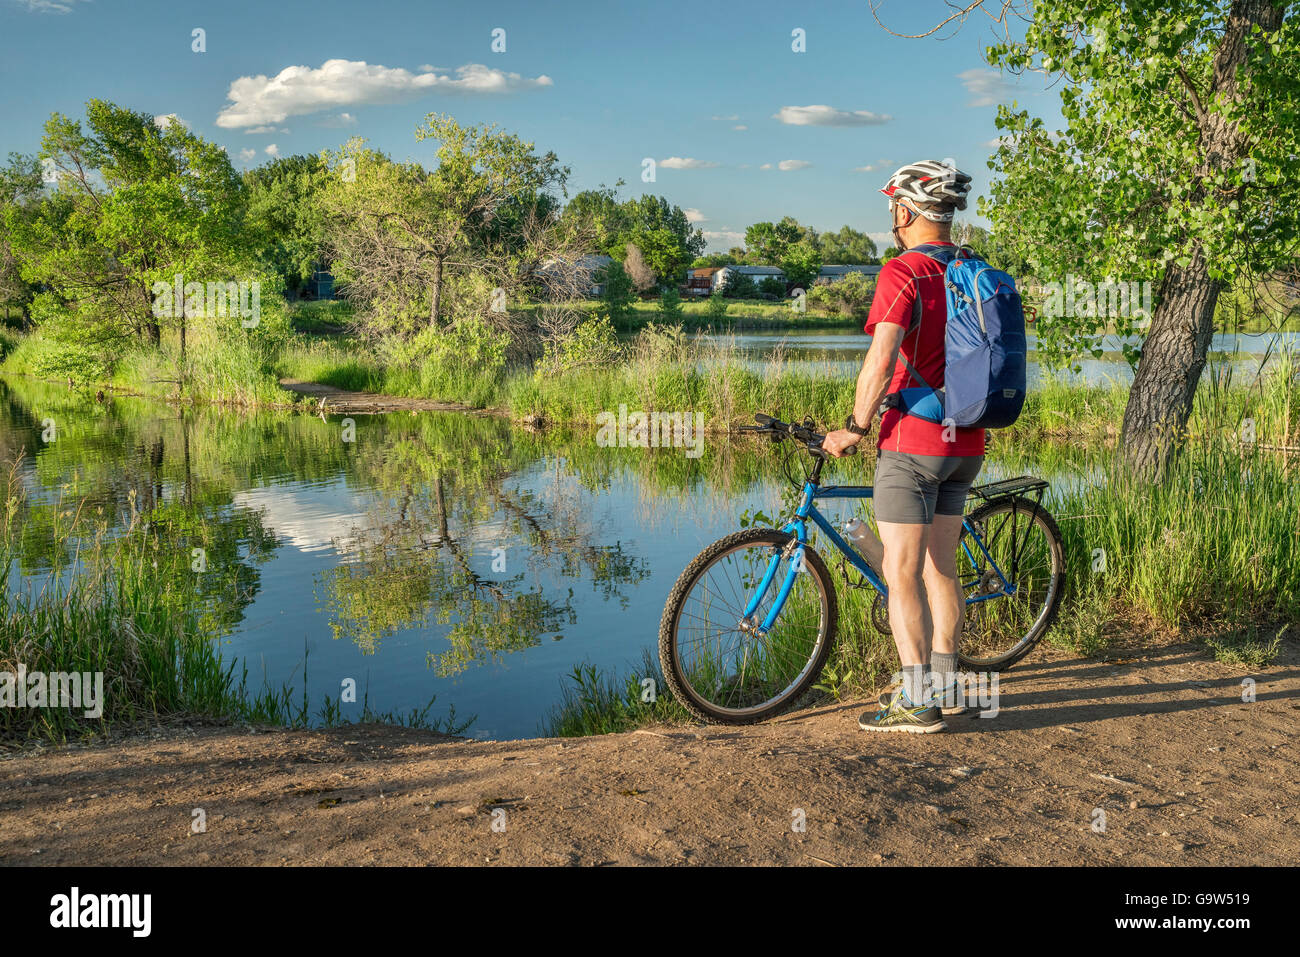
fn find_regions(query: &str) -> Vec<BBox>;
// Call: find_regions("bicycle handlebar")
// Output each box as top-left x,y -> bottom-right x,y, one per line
738,413 -> 856,457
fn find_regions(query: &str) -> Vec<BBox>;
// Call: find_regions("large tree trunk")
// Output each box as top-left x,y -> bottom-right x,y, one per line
1119,0 -> 1282,478
1119,247 -> 1221,478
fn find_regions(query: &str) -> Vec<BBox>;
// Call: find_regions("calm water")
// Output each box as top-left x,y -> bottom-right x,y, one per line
695,329 -> 1300,386
2,329 -> 1285,738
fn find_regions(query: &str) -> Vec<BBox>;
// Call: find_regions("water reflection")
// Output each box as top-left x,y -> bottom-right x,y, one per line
0,374 -> 1099,738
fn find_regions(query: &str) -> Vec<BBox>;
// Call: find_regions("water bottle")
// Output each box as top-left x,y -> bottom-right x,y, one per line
843,517 -> 885,578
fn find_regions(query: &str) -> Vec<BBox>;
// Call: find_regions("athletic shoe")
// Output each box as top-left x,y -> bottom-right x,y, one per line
877,680 -> 970,717
859,690 -> 946,733
929,676 -> 973,717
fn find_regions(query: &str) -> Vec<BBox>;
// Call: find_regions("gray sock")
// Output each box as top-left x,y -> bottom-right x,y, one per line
902,664 -> 928,705
931,651 -> 957,689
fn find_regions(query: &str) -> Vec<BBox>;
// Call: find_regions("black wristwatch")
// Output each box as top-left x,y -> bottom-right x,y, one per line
845,412 -> 869,436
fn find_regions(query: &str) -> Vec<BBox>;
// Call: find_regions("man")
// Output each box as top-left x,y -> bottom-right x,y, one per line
822,160 -> 982,734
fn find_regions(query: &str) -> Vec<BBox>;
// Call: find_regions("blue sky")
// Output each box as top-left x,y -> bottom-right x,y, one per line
0,0 -> 1052,251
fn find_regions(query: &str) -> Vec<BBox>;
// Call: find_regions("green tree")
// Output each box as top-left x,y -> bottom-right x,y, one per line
780,241 -> 822,292
984,0 -> 1298,476
722,271 -> 758,299
815,225 -> 879,264
705,291 -> 728,321
597,260 -> 636,324
243,154 -> 329,296
0,155 -> 42,325
658,286 -> 684,321
744,219 -> 802,263
321,116 -> 582,336
10,101 -> 248,360
691,252 -> 738,268
563,189 -> 703,284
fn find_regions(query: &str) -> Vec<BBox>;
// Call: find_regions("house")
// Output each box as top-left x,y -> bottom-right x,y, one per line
816,264 -> 881,284
537,254 -> 615,297
685,266 -> 724,297
714,265 -> 786,294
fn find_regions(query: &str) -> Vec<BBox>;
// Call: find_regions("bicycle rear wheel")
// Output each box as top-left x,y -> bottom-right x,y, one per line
659,528 -> 837,724
956,496 -> 1065,671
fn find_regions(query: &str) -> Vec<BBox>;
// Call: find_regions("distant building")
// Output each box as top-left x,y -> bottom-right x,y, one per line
816,264 -> 881,284
308,267 -> 335,300
537,254 -> 615,297
714,265 -> 786,293
685,266 -> 724,296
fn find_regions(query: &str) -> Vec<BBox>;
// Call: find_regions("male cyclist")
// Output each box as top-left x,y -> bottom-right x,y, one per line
822,160 -> 983,733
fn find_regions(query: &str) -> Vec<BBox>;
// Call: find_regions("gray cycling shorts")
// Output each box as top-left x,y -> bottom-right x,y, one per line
873,450 -> 985,525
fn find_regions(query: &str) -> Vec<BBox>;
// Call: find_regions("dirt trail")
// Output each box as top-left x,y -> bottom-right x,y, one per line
277,378 -> 503,416
2,637 -> 1297,866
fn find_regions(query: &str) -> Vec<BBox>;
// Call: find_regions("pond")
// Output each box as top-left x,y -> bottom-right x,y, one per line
1,374 -> 1099,740
694,328 -> 1300,386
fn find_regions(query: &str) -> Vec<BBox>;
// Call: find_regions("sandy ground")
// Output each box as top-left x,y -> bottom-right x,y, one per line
2,637 -> 1297,866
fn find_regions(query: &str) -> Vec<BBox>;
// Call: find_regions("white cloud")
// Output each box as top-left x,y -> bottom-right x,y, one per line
15,0 -> 91,13
659,157 -> 719,169
711,114 -> 739,122
867,231 -> 895,246
958,68 -> 1016,108
773,105 -> 891,127
243,125 -> 289,135
732,124 -> 747,131
759,163 -> 773,170
237,148 -> 257,162
265,144 -> 280,158
216,59 -> 553,129
853,165 -> 875,173
684,208 -> 706,223
153,113 -> 186,130
704,229 -> 745,245
777,159 -> 812,171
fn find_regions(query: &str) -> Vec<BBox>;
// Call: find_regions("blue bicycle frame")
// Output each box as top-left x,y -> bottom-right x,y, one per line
741,478 -> 1017,636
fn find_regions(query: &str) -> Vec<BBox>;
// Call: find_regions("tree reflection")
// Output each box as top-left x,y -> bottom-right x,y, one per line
319,419 -> 649,675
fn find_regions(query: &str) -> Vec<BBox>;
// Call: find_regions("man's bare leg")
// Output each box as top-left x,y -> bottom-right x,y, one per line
923,512 -> 966,705
877,520 -> 931,703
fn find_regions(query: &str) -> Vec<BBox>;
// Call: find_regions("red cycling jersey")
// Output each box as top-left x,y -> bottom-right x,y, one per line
864,243 -> 986,456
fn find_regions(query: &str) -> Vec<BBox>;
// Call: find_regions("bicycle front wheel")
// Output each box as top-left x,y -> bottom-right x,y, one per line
957,496 -> 1066,671
659,528 -> 837,724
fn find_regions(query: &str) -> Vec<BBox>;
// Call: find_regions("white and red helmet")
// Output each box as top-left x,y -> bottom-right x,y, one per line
879,160 -> 972,222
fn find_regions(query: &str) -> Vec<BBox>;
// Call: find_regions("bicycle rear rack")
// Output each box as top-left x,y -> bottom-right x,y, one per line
970,475 -> 1048,503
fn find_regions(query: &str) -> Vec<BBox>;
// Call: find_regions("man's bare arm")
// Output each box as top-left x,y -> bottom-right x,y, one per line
822,322 -> 905,456
853,322 -> 905,426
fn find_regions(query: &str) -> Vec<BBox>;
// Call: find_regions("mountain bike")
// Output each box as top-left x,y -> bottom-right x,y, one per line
658,413 -> 1066,724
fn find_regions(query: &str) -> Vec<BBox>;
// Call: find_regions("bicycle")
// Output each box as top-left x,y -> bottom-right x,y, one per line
658,413 -> 1066,724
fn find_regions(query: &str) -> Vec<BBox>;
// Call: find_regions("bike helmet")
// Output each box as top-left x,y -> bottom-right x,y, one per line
879,160 -> 972,222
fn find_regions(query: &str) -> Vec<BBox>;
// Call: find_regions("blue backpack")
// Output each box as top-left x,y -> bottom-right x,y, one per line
885,244 -> 1027,429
